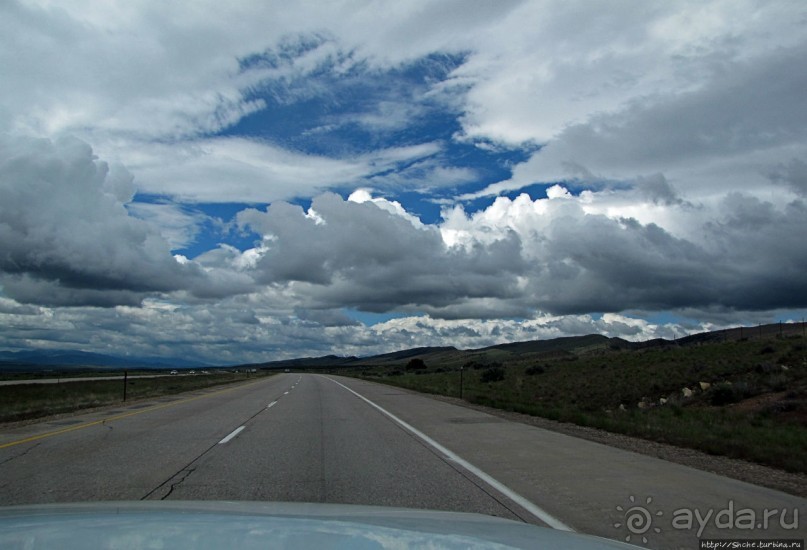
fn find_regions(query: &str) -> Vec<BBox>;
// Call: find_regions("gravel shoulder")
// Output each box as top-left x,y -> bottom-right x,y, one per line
425,393 -> 807,498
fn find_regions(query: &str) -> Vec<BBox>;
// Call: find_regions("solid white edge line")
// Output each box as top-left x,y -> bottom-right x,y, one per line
267,401 -> 278,409
325,376 -> 574,532
218,426 -> 245,444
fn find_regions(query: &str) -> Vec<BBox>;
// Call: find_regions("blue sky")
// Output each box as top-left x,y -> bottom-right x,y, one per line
1,1 -> 806,363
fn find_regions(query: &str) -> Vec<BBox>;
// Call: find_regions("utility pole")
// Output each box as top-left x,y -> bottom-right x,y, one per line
123,370 -> 128,402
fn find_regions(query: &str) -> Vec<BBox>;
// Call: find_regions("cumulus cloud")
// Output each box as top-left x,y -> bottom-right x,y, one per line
0,135 -> 228,306
4,146 -> 801,319
442,186 -> 807,314
236,192 -> 526,313
224,183 -> 807,321
0,136 -> 187,303
1,173 -> 803,362
2,1 -> 805,362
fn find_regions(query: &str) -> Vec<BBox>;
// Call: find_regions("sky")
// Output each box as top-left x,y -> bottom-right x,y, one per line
1,0 -> 806,365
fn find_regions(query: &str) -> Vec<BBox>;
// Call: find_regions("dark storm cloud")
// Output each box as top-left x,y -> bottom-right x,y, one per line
769,159 -> 807,197
227,184 -> 807,320
526,195 -> 807,315
0,276 -> 149,308
635,174 -> 686,206
702,195 -> 807,310
237,192 -> 527,313
294,307 -> 361,327
2,133 -> 803,320
0,135 -> 206,306
535,213 -> 714,314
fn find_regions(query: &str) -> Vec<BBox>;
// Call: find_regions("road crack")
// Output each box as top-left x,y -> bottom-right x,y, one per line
159,466 -> 198,500
0,442 -> 41,467
140,396 -> 276,501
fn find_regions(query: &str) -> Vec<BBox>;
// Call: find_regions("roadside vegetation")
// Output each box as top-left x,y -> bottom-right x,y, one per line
0,371 -> 271,423
0,369 -> 155,382
340,335 -> 807,473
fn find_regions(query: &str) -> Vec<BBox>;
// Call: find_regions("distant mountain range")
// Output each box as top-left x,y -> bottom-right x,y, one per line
2,322 -> 801,372
244,322 -> 804,371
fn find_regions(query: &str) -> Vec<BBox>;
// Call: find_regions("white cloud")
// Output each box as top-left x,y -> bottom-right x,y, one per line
0,295 -> 710,364
453,0 -> 806,145
2,1 -> 806,362
3,139 -> 801,319
368,161 -> 478,192
464,23 -> 807,201
370,313 -> 694,352
0,135 -> 261,306
236,192 -> 525,313
226,183 -> 807,320
347,188 -> 424,227
0,135 -> 200,305
5,1 -> 804,202
118,137 -> 441,203
126,201 -> 208,250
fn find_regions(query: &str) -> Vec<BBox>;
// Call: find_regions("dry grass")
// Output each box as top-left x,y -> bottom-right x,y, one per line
0,372 -> 271,423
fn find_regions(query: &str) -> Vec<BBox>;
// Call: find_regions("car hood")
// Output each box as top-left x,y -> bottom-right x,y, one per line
0,501 -> 641,549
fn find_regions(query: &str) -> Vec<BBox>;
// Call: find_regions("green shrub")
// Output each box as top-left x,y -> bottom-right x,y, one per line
480,367 -> 505,383
764,374 -> 789,392
710,381 -> 749,406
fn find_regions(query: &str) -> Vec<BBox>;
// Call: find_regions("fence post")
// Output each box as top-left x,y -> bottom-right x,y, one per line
123,370 -> 128,402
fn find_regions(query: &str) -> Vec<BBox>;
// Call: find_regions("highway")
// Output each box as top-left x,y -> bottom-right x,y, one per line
0,373 -> 803,549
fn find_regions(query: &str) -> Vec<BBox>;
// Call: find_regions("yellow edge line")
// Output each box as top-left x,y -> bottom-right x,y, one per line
0,378 -> 267,450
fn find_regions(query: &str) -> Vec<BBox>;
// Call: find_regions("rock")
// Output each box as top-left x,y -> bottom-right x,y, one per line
659,397 -> 668,405
618,404 -> 627,412
682,387 -> 693,398
699,381 -> 711,391
638,401 -> 648,409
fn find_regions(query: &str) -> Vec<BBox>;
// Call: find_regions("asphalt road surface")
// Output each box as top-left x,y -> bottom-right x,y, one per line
0,373 -> 803,549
